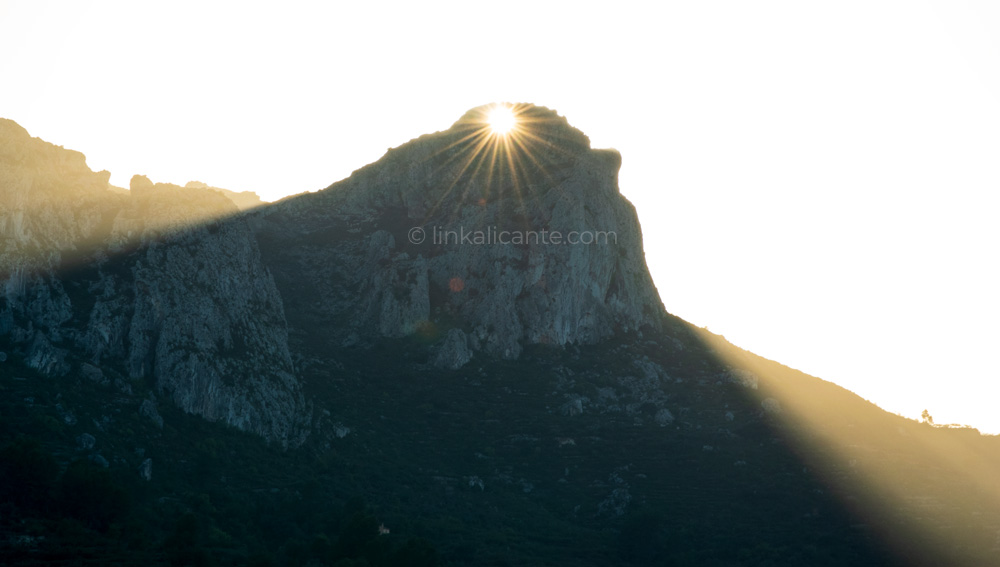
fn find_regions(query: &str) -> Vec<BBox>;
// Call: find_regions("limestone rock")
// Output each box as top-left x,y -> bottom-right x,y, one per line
185,181 -> 265,211
433,328 -> 472,370
256,104 -> 664,361
727,368 -> 759,390
129,174 -> 154,194
138,458 -> 152,481
26,331 -> 69,377
139,399 -> 164,429
76,433 -> 96,450
0,118 -> 121,278
0,119 -> 306,446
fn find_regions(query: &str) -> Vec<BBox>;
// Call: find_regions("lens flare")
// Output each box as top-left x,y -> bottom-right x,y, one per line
487,105 -> 516,135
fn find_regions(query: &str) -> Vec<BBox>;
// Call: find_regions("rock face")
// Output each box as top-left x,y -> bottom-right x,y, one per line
0,119 -> 304,445
257,104 -> 664,361
0,119 -> 121,276
432,328 -> 472,370
0,103 -> 665,441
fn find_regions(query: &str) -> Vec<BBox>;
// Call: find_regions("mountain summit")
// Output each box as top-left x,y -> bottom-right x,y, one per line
258,103 -> 664,364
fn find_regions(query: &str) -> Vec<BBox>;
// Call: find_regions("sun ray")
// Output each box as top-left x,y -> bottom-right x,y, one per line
487,104 -> 517,135
423,129 -> 494,221
412,103 -> 578,227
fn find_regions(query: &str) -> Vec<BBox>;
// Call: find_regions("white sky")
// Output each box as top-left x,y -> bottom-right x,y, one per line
2,1 -> 998,432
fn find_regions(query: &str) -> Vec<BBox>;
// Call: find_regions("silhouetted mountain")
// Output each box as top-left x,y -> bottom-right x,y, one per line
1,107 -> 998,566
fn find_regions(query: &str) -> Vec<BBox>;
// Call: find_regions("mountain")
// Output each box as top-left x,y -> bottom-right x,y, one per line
0,118 -> 305,445
1,107 -> 999,566
256,104 -> 662,362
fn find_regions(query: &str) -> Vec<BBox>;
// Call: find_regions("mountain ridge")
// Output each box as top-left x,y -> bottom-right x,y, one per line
0,118 -> 306,445
2,107 -> 1000,566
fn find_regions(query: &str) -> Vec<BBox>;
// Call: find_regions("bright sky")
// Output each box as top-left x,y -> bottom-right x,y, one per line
2,1 -> 998,432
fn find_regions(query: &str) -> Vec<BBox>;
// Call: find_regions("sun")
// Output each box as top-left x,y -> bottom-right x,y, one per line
487,105 -> 517,135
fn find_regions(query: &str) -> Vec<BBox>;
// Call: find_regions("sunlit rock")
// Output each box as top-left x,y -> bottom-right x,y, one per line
185,181 -> 265,211
728,368 -> 760,389
0,119 -> 306,446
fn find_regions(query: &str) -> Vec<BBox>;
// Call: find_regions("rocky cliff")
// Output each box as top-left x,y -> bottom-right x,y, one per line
256,104 -> 664,364
1,103 -> 665,441
0,119 -> 304,445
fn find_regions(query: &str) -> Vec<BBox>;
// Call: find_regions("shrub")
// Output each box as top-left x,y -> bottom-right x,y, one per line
56,460 -> 130,532
0,438 -> 58,513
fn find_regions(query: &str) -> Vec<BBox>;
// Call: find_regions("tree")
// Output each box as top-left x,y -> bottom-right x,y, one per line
332,512 -> 380,560
57,460 -> 130,532
921,409 -> 934,425
164,513 -> 211,566
0,438 -> 59,513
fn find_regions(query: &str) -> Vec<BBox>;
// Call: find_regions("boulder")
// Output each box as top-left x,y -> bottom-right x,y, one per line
432,328 -> 472,370
139,399 -> 164,429
138,458 -> 152,481
76,433 -> 96,450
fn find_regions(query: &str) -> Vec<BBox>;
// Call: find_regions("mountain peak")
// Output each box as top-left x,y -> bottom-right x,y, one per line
259,104 -> 661,363
450,102 -> 592,149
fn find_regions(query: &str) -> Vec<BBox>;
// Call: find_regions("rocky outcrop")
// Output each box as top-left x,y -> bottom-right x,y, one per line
0,118 -> 123,355
98,177 -> 304,444
0,119 -> 305,445
139,399 -> 164,429
0,118 -> 122,275
1,103 -> 666,443
138,458 -> 152,481
257,104 -> 664,360
185,181 -> 265,211
432,328 -> 472,369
